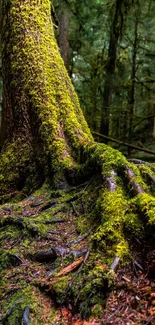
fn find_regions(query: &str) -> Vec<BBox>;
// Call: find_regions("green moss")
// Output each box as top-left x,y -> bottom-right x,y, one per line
124,212 -> 144,237
127,162 -> 148,192
73,266 -> 114,318
133,193 -> 155,226
0,285 -> 37,325
52,276 -> 69,303
92,186 -> 129,262
0,140 -> 33,197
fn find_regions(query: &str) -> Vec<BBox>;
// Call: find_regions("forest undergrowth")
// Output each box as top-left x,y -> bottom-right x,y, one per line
0,171 -> 155,325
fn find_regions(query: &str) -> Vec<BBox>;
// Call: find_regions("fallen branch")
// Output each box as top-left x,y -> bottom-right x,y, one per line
32,245 -> 87,264
65,194 -> 80,203
67,231 -> 91,248
52,205 -> 65,216
128,158 -> 149,165
54,257 -> 83,278
93,132 -> 155,156
67,249 -> 90,290
70,248 -> 88,258
110,256 -> 120,272
30,200 -> 45,208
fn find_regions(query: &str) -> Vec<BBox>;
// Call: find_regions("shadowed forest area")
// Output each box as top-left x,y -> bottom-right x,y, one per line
0,0 -> 155,324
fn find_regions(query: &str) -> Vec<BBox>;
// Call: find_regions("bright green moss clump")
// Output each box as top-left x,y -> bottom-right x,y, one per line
133,192 -> 155,226
0,140 -> 33,197
93,187 -> 129,261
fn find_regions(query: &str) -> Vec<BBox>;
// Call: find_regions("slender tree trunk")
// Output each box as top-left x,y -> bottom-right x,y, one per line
128,15 -> 139,155
59,11 -> 70,72
100,0 -> 123,139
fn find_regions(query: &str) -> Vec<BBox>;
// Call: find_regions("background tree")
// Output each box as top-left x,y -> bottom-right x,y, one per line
55,0 -> 155,151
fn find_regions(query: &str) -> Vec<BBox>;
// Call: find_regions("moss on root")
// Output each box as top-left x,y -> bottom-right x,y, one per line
0,162 -> 155,322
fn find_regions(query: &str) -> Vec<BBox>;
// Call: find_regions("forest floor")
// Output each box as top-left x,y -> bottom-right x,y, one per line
0,185 -> 155,325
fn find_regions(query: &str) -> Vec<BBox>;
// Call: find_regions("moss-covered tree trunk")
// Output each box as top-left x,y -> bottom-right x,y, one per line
0,0 -> 93,194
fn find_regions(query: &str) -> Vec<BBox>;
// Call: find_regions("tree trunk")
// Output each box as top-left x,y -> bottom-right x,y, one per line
128,12 -> 139,155
100,0 -> 124,138
0,0 -> 92,194
58,11 -> 70,72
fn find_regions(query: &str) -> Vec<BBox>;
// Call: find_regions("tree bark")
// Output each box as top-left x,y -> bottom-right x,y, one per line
100,0 -> 124,138
0,0 -> 92,194
59,11 -> 70,71
128,12 -> 139,155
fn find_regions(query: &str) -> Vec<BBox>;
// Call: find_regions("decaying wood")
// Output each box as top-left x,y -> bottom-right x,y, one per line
33,248 -> 57,263
22,306 -> 30,325
67,249 -> 90,290
33,245 -> 88,263
54,257 -> 83,278
110,256 -> 120,272
125,165 -> 145,195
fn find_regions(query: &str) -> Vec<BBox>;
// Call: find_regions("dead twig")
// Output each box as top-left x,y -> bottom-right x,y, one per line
67,231 -> 91,248
67,248 -> 90,291
54,257 -> 84,278
110,256 -> 120,272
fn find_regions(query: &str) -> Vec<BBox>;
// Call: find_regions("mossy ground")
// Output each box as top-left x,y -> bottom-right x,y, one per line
0,168 -> 155,324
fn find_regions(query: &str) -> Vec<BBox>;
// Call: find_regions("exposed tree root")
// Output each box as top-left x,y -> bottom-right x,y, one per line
0,172 -> 155,323
22,306 -> 30,325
